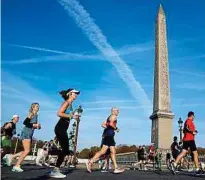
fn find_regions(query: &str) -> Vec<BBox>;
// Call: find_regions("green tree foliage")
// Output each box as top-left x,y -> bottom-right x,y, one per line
196,147 -> 205,155
78,148 -> 90,159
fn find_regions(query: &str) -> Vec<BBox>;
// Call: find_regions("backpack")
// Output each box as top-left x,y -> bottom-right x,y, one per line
1,122 -> 9,136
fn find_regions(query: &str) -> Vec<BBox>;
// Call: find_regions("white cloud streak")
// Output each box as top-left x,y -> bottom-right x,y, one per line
58,0 -> 152,115
9,44 -> 86,56
4,44 -> 102,64
3,41 -> 153,64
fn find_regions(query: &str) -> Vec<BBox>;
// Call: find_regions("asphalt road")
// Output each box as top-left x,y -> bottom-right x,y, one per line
1,164 -> 204,180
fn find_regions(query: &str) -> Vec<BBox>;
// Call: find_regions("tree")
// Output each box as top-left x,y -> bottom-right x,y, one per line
198,147 -> 205,155
79,148 -> 90,159
116,145 -> 130,153
129,145 -> 138,152
89,146 -> 101,158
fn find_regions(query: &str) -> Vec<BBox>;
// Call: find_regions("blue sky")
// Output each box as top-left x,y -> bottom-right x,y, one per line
1,0 -> 205,149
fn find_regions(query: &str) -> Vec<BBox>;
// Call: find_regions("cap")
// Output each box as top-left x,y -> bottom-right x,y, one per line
68,89 -> 80,95
12,114 -> 19,119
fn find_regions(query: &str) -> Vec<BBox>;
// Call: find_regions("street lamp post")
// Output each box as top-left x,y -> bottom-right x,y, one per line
14,133 -> 20,154
178,117 -> 183,142
73,106 -> 83,163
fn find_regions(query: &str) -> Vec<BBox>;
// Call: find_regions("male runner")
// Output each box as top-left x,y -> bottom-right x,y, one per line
1,115 -> 19,165
171,111 -> 201,175
171,136 -> 181,161
86,107 -> 124,174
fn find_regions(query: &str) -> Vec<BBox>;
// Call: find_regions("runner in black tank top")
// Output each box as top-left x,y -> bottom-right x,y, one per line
86,107 -> 124,174
50,88 -> 80,179
1,115 -> 19,161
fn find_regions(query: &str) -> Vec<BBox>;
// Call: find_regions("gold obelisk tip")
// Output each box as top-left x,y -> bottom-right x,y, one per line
158,4 -> 165,15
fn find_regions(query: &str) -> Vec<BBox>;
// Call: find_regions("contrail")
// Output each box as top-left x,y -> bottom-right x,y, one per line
58,0 -> 152,115
5,44 -> 103,64
3,54 -> 104,64
6,42 -> 152,64
9,44 -> 99,59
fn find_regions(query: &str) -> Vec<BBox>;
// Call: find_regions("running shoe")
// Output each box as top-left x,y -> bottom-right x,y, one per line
113,168 -> 124,174
101,167 -> 108,172
196,169 -> 203,176
36,163 -> 43,166
12,166 -> 24,172
5,154 -> 12,167
170,162 -> 177,175
188,168 -> 194,172
50,168 -> 66,178
44,163 -> 50,167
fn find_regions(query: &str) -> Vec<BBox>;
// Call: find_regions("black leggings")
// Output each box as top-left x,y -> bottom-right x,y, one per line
55,128 -> 69,168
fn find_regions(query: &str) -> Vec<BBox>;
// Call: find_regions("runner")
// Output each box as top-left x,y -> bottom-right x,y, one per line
49,89 -> 80,178
36,141 -> 49,166
141,145 -> 148,170
171,111 -> 202,175
156,149 -> 162,171
137,146 -> 143,170
171,136 -> 181,161
148,144 -> 155,163
86,107 -> 124,174
1,115 -> 19,164
44,139 -> 61,167
134,145 -> 147,170
12,103 -> 41,172
166,150 -> 171,169
64,151 -> 75,168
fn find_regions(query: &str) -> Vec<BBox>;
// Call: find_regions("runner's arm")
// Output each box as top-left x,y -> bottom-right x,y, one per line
101,121 -> 107,128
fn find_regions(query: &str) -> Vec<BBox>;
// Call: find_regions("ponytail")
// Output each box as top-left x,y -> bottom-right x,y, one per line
59,90 -> 69,100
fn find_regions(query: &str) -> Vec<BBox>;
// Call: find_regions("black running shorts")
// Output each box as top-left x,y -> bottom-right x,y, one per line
172,151 -> 180,160
102,136 -> 115,147
182,140 -> 197,152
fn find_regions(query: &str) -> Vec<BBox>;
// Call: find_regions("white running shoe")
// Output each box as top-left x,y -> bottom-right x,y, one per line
50,168 -> 66,179
113,168 -> 124,174
5,154 -> 12,167
12,166 -> 24,172
44,163 -> 50,166
36,163 -> 43,166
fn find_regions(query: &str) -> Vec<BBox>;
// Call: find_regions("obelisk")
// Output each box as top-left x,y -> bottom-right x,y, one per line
150,5 -> 174,149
